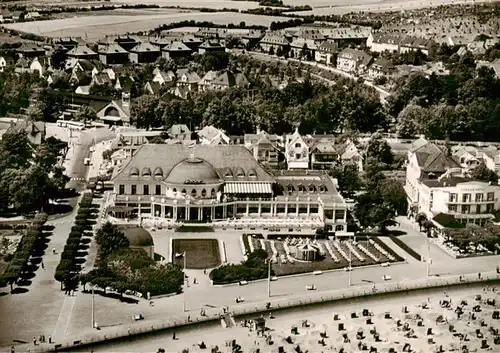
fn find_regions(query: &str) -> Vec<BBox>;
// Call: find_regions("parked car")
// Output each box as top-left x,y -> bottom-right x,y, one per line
306,284 -> 316,290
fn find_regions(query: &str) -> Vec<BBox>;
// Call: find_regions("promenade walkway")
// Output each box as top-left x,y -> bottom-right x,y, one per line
8,270 -> 499,353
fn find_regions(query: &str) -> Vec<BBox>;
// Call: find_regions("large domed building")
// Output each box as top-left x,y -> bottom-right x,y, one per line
110,145 -> 347,232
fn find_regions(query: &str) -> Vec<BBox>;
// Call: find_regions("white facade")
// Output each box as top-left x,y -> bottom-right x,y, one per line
285,130 -> 310,169
419,180 -> 500,225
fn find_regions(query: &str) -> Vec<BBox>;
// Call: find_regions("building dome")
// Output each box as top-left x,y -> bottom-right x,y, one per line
123,227 -> 154,247
166,157 -> 220,184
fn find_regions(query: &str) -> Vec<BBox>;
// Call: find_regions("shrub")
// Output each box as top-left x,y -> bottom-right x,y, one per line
210,250 -> 269,284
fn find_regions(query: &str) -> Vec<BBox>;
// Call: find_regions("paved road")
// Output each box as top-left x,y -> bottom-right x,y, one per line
0,127 -> 114,347
234,50 -> 391,102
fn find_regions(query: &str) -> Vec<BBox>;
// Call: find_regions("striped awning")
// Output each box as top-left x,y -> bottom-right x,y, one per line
225,182 -> 273,194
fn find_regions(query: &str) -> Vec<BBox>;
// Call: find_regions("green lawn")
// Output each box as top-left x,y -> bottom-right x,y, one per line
172,239 -> 221,269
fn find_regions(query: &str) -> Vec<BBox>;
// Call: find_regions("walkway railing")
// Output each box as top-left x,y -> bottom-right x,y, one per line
11,271 -> 500,353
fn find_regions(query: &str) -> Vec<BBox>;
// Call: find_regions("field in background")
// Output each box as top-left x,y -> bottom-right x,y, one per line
4,12 -> 289,41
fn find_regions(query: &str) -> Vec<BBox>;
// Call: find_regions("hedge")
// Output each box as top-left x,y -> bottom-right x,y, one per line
390,236 -> 422,261
1,213 -> 48,290
55,193 -> 96,287
210,250 -> 270,285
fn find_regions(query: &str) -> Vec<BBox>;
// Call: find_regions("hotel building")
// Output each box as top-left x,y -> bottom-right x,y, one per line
110,145 -> 347,232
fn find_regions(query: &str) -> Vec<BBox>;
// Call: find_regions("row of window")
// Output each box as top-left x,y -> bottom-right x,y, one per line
449,192 -> 495,203
448,203 -> 495,214
118,184 -> 217,197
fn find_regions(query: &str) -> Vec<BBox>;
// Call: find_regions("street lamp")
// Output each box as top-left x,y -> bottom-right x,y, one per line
267,258 -> 272,298
91,285 -> 96,328
426,234 -> 431,277
348,234 -> 352,287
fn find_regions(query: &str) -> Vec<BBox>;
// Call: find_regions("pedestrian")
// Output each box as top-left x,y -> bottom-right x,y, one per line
41,261 -> 44,270
203,268 -> 207,274
188,315 -> 191,322
127,328 -> 131,335
11,346 -> 15,353
33,337 -> 36,346
172,332 -> 176,340
48,336 -> 52,344
496,266 -> 499,274
478,272 -> 482,280
193,278 -> 197,284
52,248 -> 56,254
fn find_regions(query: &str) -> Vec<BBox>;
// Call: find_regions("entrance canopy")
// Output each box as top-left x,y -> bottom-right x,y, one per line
224,182 -> 272,194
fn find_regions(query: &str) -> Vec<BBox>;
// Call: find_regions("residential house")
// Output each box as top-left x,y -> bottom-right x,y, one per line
198,70 -> 218,92
176,69 -> 200,92
285,129 -> 310,169
98,43 -> 129,65
4,119 -> 45,145
210,70 -> 249,91
245,130 -> 282,169
152,70 -> 176,86
315,41 -> 338,65
16,43 -> 46,58
399,36 -> 435,56
161,41 -> 192,60
404,137 -> 462,212
29,56 -> 49,76
10,11 -> 22,21
98,35 -> 141,51
336,48 -> 372,74
290,37 -> 317,59
259,33 -> 290,54
482,148 -> 500,174
75,85 -> 91,95
96,93 -> 131,125
129,43 -> 161,64
70,70 -> 91,86
315,26 -> 370,47
167,124 -> 191,141
143,81 -> 161,95
114,76 -> 134,92
52,37 -> 82,51
368,58 -> 395,79
72,59 -> 103,78
66,45 -> 98,60
25,11 -> 41,20
0,55 -> 14,72
241,30 -> 264,48
198,40 -> 225,55
451,145 -> 484,171
90,72 -> 112,87
336,139 -> 363,172
366,32 -> 401,53
149,36 -> 172,49
172,86 -> 190,100
182,35 -> 203,51
14,57 -> 31,74
0,9 -> 13,22
309,139 -> 338,170
477,59 -> 500,79
197,126 -> 230,145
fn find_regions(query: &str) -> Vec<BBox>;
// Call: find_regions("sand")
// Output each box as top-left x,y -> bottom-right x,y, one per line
72,283 -> 500,353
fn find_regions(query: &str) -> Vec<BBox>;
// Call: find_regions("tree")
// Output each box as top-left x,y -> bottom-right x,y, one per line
74,106 -> 97,123
355,193 -> 397,233
130,95 -> 161,129
415,212 -> 427,231
471,161 -> 499,182
366,132 -> 394,167
95,222 -> 130,259
377,179 -> 408,216
329,164 -> 363,198
396,104 -> 428,138
200,52 -> 229,71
